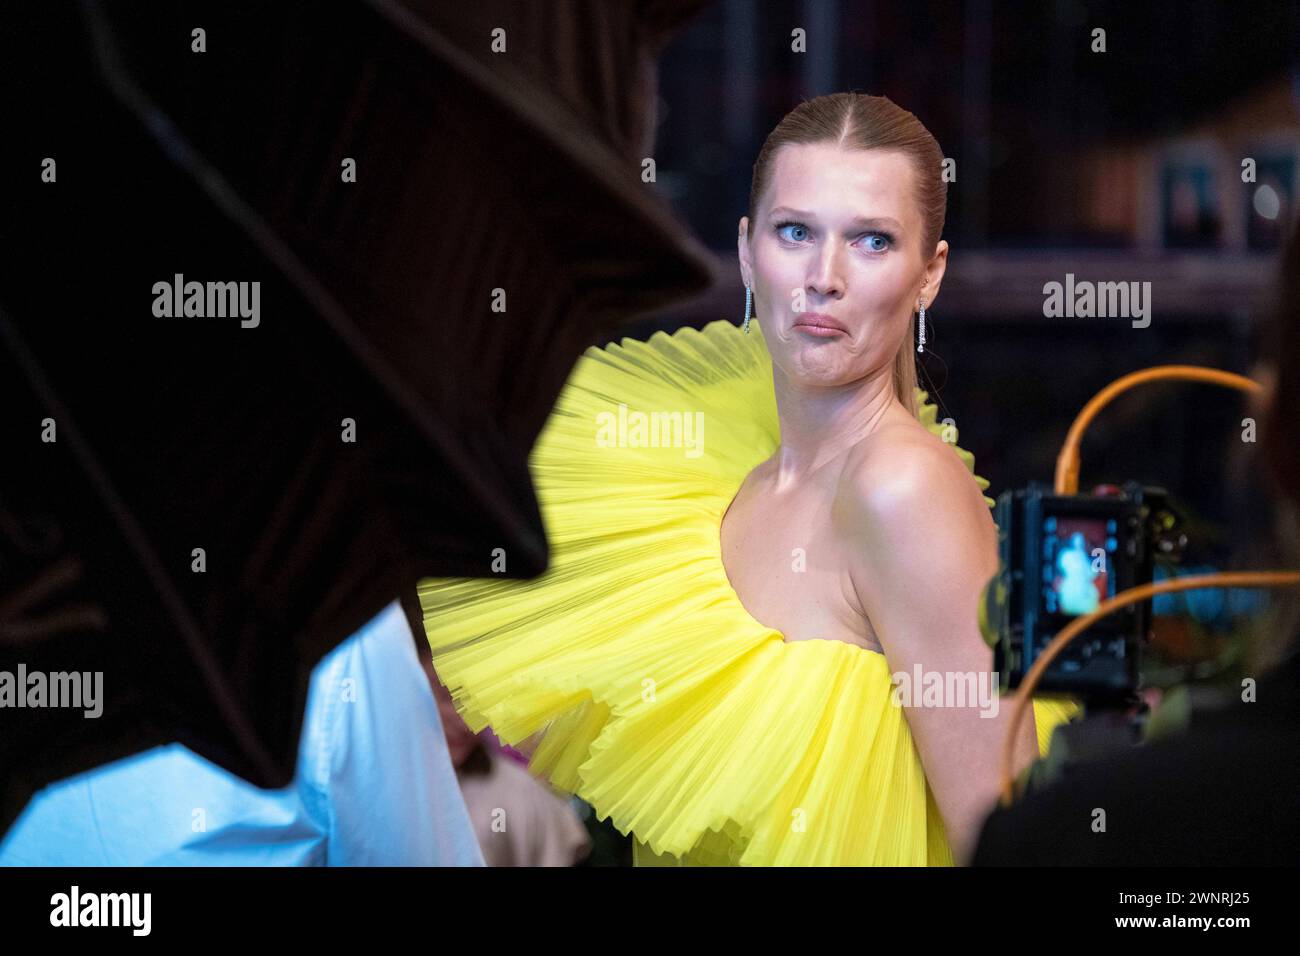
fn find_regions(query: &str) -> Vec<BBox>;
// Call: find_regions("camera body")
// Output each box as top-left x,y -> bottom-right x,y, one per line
984,481 -> 1173,700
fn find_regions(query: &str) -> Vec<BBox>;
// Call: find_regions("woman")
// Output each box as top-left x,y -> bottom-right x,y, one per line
418,93 -> 1080,866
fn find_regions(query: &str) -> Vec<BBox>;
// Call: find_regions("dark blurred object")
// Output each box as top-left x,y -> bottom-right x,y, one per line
575,800 -> 636,867
0,0 -> 712,835
1245,151 -> 1296,252
974,637 -> 1300,865
1160,156 -> 1221,248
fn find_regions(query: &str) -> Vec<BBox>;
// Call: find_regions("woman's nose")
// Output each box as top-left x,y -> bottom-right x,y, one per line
808,243 -> 845,297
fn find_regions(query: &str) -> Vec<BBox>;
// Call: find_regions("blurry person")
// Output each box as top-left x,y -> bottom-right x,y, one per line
419,650 -> 591,867
1057,531 -> 1102,615
0,602 -> 484,866
972,214 -> 1300,866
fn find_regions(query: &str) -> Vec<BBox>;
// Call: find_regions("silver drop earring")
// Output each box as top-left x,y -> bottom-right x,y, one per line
916,298 -> 926,353
743,284 -> 753,333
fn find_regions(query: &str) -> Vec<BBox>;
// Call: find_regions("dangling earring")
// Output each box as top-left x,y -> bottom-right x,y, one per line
742,284 -> 753,333
916,298 -> 926,353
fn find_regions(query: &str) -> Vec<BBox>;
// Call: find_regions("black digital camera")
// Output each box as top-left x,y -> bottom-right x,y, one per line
983,482 -> 1183,701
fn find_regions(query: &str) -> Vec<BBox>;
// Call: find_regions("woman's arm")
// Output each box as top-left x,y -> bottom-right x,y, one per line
839,432 -> 1039,865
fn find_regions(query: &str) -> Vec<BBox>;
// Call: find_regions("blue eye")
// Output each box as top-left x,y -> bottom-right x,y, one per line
774,220 -> 894,252
775,221 -> 809,243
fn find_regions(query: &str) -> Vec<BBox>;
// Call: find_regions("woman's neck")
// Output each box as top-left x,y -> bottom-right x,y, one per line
768,362 -> 903,491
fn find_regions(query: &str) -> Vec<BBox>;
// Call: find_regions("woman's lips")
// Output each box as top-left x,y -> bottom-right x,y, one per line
790,314 -> 852,335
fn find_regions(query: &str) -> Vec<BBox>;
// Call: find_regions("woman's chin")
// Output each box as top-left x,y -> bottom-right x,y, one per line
785,360 -> 859,387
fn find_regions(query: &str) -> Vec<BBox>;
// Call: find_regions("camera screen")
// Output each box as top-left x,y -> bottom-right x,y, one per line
1041,515 -> 1117,616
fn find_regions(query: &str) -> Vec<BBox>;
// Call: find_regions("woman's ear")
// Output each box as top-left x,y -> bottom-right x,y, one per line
737,216 -> 752,287
921,239 -> 949,310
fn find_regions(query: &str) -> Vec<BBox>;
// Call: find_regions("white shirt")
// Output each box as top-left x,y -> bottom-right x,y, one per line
0,601 -> 485,866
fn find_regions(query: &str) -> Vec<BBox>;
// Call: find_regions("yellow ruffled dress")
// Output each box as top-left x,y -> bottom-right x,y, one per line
418,319 -> 1082,866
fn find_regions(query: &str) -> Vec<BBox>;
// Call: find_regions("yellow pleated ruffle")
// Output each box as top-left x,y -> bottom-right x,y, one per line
418,319 -> 1082,866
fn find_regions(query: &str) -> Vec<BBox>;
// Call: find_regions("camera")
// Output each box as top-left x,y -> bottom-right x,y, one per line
982,481 -> 1185,701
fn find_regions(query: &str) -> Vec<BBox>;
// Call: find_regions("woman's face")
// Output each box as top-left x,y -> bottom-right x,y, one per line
738,142 -> 946,387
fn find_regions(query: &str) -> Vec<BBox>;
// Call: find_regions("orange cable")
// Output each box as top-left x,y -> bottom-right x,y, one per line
1054,366 -> 1262,495
999,570 -> 1300,807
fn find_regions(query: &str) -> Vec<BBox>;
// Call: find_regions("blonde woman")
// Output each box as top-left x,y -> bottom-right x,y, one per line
419,93 -> 1080,866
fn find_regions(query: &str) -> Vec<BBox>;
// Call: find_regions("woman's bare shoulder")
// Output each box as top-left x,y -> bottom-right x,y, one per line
834,417 -> 988,535
832,419 -> 998,609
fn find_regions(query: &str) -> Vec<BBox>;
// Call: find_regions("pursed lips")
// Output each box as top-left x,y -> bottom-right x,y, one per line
792,313 -> 848,336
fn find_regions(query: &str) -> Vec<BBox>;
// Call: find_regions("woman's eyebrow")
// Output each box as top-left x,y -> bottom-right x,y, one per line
768,206 -> 903,231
